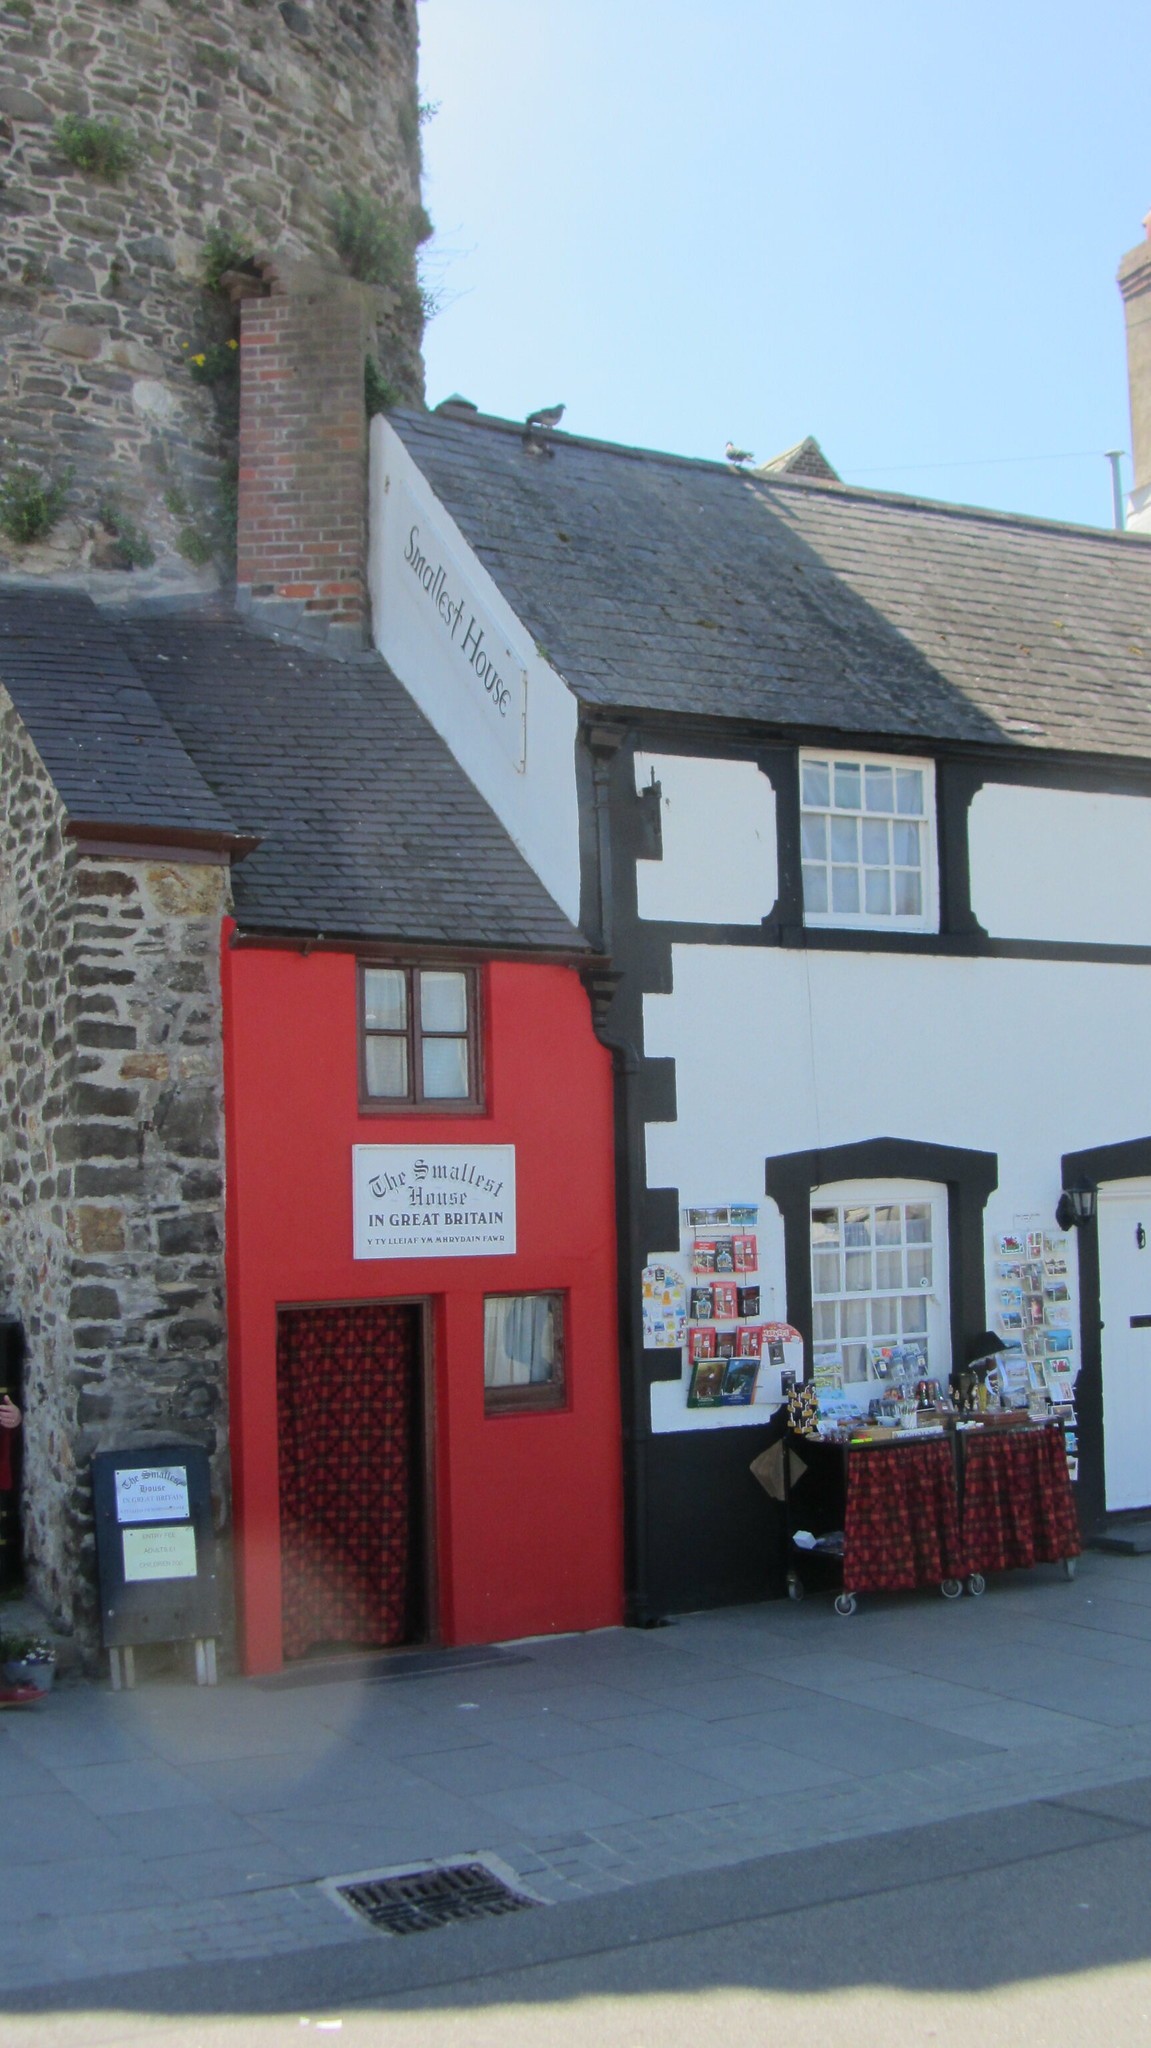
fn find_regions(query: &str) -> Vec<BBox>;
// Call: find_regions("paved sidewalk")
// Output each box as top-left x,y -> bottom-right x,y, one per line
5,1550 -> 1151,1996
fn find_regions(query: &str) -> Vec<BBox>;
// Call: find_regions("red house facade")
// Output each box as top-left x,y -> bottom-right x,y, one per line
224,940 -> 622,1673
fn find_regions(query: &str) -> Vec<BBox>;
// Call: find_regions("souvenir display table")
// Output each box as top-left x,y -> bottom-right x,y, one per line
782,1417 -> 1079,1616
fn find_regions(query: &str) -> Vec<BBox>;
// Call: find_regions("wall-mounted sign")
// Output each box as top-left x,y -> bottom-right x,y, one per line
353,1144 -> 517,1260
384,471 -> 528,771
114,1465 -> 190,1524
122,1524 -> 198,1583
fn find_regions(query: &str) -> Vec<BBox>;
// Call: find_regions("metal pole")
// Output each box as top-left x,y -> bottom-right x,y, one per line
1105,451 -> 1126,531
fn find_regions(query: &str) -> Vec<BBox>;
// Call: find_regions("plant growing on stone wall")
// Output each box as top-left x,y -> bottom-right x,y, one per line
329,191 -> 433,289
96,498 -> 155,570
54,115 -> 141,183
185,338 -> 240,387
200,226 -> 259,295
0,465 -> 70,546
365,355 -> 399,417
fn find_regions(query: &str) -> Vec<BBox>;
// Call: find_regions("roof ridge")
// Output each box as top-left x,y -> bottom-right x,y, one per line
401,406 -> 1148,551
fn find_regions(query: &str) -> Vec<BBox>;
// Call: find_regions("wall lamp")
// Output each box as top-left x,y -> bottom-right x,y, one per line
1055,1176 -> 1097,1232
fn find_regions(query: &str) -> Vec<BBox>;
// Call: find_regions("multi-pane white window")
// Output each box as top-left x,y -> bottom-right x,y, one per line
800,752 -> 936,931
810,1188 -> 949,1384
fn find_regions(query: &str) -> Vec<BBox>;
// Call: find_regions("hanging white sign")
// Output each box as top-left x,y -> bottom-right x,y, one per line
122,1525 -> 198,1583
114,1465 -> 190,1524
353,1144 -> 517,1260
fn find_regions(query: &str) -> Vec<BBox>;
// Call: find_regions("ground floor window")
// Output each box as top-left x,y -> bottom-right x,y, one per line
484,1293 -> 566,1414
810,1181 -> 949,1386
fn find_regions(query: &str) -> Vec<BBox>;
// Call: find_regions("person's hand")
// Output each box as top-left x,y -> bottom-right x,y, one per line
0,1395 -> 21,1430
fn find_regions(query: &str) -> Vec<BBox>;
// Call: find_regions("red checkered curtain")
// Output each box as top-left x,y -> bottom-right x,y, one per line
961,1428 -> 1081,1575
844,1439 -> 965,1593
277,1304 -> 419,1658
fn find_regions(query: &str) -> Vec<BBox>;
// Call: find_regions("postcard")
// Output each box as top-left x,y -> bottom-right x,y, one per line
1044,1281 -> 1070,1303
730,1204 -> 759,1227
686,1206 -> 729,1230
1044,1255 -> 1068,1278
1044,1234 -> 1069,1259
1027,1231 -> 1044,1261
714,1239 -> 736,1274
998,1260 -> 1022,1281
737,1325 -> 764,1358
692,1240 -> 718,1274
1026,1295 -> 1045,1327
689,1285 -> 714,1322
733,1233 -> 759,1273
712,1281 -> 738,1321
687,1358 -> 725,1406
999,1234 -> 1024,1256
1044,1304 -> 1072,1330
999,1310 -> 1023,1332
737,1285 -> 761,1319
688,1326 -> 717,1361
999,1286 -> 1023,1310
1046,1330 -> 1073,1354
719,1358 -> 759,1405
1020,1263 -> 1042,1291
715,1329 -> 737,1360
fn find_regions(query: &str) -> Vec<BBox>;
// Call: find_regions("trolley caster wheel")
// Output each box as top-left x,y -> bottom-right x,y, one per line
1063,1556 -> 1078,1581
940,1578 -> 963,1600
966,1573 -> 986,1598
834,1592 -> 857,1617
787,1574 -> 805,1602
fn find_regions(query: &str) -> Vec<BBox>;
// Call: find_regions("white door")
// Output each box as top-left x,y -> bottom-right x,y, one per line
1099,1179 -> 1151,1512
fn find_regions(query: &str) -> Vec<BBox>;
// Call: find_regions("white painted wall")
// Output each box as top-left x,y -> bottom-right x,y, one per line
633,752 -> 777,924
640,943 -> 1151,1431
970,783 -> 1151,945
368,419 -> 582,923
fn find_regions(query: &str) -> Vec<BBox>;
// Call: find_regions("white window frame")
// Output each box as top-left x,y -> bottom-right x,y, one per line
810,1178 -> 951,1388
800,750 -> 938,934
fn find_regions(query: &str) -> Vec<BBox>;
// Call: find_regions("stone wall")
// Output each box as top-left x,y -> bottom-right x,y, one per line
0,0 -> 423,595
0,684 -> 232,1648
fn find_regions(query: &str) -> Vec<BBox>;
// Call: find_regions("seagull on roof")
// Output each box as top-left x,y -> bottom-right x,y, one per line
526,403 -> 565,432
725,441 -> 754,466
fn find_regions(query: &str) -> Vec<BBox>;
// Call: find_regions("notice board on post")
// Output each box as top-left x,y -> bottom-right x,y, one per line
91,1444 -> 221,1648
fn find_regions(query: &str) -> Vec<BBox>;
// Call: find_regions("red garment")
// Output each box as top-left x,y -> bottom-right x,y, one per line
276,1303 -> 419,1659
961,1427 -> 1080,1574
843,1438 -> 965,1592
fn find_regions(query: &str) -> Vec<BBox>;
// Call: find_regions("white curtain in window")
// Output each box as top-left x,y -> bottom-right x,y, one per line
484,1296 -> 558,1387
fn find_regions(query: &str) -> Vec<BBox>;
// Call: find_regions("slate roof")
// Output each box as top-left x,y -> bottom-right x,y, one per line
0,591 -> 239,841
0,590 -> 583,951
393,409 -> 1151,763
121,612 -> 585,951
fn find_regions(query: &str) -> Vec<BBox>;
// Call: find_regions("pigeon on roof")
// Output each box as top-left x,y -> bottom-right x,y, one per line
725,441 -> 754,466
525,403 -> 565,431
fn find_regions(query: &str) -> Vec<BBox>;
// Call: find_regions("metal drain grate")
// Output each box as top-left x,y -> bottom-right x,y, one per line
335,1861 -> 537,1937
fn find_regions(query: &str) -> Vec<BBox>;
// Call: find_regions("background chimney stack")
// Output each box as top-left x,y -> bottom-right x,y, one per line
1118,215 -> 1151,534
237,280 -> 374,651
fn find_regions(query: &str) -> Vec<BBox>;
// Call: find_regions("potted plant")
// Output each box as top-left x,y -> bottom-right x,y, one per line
0,1634 -> 56,1692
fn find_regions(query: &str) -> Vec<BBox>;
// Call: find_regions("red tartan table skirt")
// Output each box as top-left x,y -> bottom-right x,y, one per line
843,1437 -> 965,1593
960,1426 -> 1081,1574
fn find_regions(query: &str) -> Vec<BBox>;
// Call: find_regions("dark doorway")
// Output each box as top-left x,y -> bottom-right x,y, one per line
0,1318 -> 25,1591
276,1302 -> 427,1659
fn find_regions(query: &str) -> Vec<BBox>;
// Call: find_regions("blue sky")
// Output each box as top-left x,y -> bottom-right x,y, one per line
417,0 -> 1150,530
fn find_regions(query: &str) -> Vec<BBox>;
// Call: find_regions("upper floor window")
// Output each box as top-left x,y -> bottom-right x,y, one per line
800,752 -> 937,932
359,963 -> 483,1112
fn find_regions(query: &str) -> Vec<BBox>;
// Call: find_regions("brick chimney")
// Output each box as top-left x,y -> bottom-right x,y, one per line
237,279 -> 374,650
1118,213 -> 1151,534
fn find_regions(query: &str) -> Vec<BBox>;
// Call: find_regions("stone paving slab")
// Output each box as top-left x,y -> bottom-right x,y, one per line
5,1551 -> 1151,1992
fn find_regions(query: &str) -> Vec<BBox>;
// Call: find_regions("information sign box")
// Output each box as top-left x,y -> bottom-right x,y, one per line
92,1443 -> 221,1649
